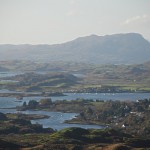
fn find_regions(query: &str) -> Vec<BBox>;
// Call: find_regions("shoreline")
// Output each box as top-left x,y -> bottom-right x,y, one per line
0,92 -> 65,98
64,119 -> 108,127
63,112 -> 110,127
5,113 -> 50,120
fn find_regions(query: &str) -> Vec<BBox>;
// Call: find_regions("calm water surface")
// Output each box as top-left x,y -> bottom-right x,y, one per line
0,108 -> 102,130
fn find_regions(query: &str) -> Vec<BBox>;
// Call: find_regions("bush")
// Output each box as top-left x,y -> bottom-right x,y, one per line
28,100 -> 39,109
39,98 -> 52,106
0,112 -> 7,120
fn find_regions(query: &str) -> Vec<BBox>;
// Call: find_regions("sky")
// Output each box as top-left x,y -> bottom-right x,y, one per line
0,0 -> 150,44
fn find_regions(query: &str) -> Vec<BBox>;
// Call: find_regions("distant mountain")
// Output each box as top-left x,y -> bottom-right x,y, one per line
0,33 -> 150,64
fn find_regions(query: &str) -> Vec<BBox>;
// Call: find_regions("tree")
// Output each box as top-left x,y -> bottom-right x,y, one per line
0,112 -> 7,120
39,98 -> 52,106
28,100 -> 39,109
23,102 -> 27,107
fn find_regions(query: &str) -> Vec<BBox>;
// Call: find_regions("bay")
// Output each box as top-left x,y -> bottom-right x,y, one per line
0,108 -> 102,130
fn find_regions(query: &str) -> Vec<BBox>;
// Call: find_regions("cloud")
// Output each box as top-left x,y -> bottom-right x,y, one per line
122,14 -> 150,25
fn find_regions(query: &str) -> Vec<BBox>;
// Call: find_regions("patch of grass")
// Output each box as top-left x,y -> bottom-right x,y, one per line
138,87 -> 150,91
6,114 -> 18,119
0,81 -> 16,85
91,102 -> 105,109
104,144 -> 131,150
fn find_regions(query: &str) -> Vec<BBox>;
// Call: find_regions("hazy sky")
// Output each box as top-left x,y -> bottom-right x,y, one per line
0,0 -> 150,44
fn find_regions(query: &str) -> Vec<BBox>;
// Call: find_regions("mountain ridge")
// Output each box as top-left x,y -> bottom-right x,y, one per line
0,33 -> 150,64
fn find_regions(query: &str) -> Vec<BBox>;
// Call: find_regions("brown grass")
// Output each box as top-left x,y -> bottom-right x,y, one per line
102,144 -> 131,150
